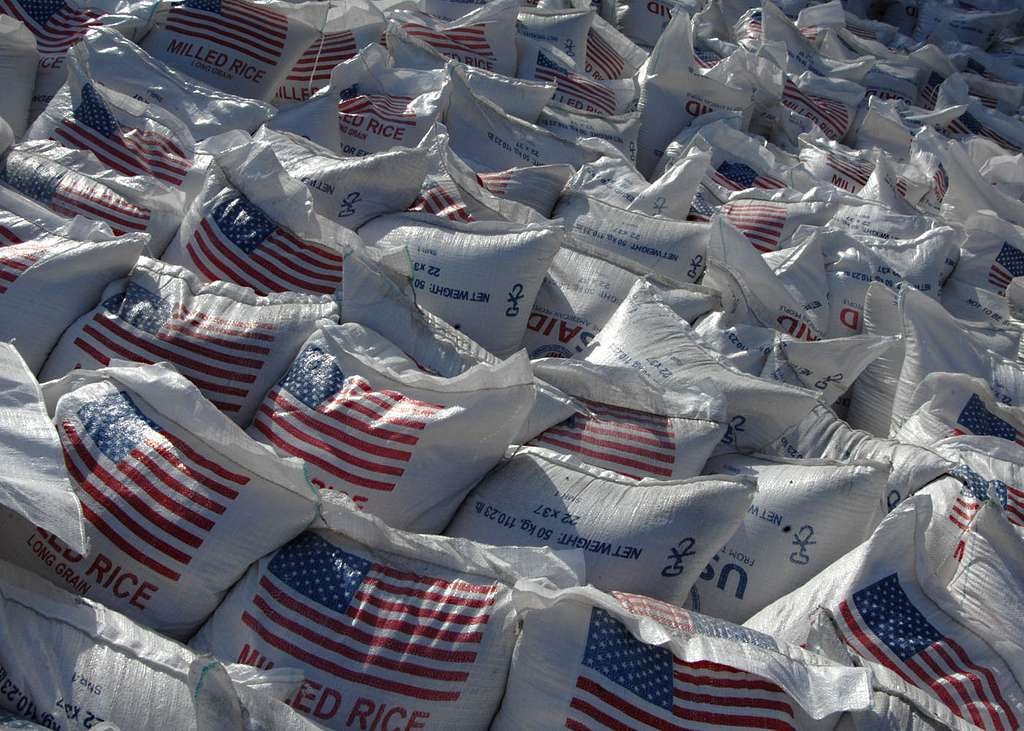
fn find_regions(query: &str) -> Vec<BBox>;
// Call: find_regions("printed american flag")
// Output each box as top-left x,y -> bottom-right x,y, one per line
837,573 -> 1018,730
693,47 -> 723,69
0,0 -> 100,53
585,29 -> 623,80
0,151 -> 150,235
0,225 -> 23,246
947,465 -> 1024,530
530,398 -> 677,479
782,79 -> 851,140
184,192 -> 343,296
239,532 -> 498,702
400,19 -> 494,68
846,23 -> 879,41
687,189 -> 718,223
721,200 -> 788,252
710,161 -> 785,191
475,171 -> 511,196
945,111 -> 1021,153
286,30 -> 358,87
164,0 -> 288,67
53,84 -> 191,187
734,9 -> 762,45
0,241 -> 45,294
988,242 -> 1024,292
252,345 -> 444,494
59,390 -> 245,581
72,282 -> 276,414
409,182 -> 473,222
338,86 -> 417,127
953,393 -> 1024,447
824,151 -> 873,189
566,607 -> 796,731
534,49 -> 616,116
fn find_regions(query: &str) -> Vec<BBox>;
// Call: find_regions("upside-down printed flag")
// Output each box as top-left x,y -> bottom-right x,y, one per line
60,389 -> 245,581
710,161 -> 785,191
409,183 -> 473,222
0,241 -> 47,294
0,0 -> 100,53
72,282 -> 277,414
837,572 -> 1018,730
585,29 -> 624,80
947,465 -> 1024,530
183,192 -> 343,295
0,151 -> 151,235
165,0 -> 288,67
722,200 -> 788,252
400,18 -> 494,69
565,607 -> 797,731
530,399 -> 677,479
534,49 -> 617,116
987,242 -> 1024,292
782,80 -> 851,140
239,532 -> 498,702
252,345 -> 444,494
953,393 -> 1024,447
286,30 -> 358,88
53,84 -> 191,186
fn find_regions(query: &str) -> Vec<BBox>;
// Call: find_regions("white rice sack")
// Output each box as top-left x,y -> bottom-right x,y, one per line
249,321 -> 534,532
270,44 -> 448,157
931,435 -> 1024,535
536,104 -> 640,163
912,4 -> 1020,49
61,28 -> 275,141
952,211 -> 1024,297
492,583 -> 872,729
27,42 -> 200,192
762,236 -> 830,325
760,0 -> 872,81
713,194 -> 841,253
515,5 -> 595,68
529,359 -> 728,478
525,244 -> 718,358
699,123 -> 816,197
584,14 -> 648,81
431,65 -> 555,124
828,200 -> 940,241
0,361 -> 322,638
0,142 -> 182,250
520,45 -> 638,116
861,61 -> 927,106
253,126 -> 427,230
939,101 -> 1024,156
358,212 -> 563,357
141,0 -> 318,101
940,278 -> 1019,334
616,0 -> 690,49
0,17 -> 37,138
447,446 -> 754,603
274,0 -> 385,106
895,373 -> 1024,449
587,280 -> 822,453
693,453 -> 888,624
693,311 -> 776,374
744,493 -> 1024,731
0,228 -> 146,371
189,506 -> 580,730
161,132 -> 355,296
40,256 -> 338,424
472,162 -> 574,216
0,560 -> 321,730
0,184 -> 111,241
390,0 -> 518,76
553,192 -> 709,284
781,72 -> 865,142
442,67 -> 600,171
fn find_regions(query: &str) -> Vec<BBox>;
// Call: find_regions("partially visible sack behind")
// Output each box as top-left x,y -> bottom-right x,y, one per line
0,16 -> 37,138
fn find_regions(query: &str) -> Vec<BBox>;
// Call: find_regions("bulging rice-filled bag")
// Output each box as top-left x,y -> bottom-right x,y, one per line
0,228 -> 146,371
456,65 -> 555,123
586,280 -> 822,453
0,560 -> 322,730
930,435 -> 1024,535
780,72 -> 865,142
161,131 -> 355,296
67,28 -> 275,141
40,256 -> 338,424
693,453 -> 888,623
745,493 -> 1024,731
0,182 -> 111,241
584,14 -> 648,81
141,0 -> 318,101
190,503 -> 580,730
519,45 -> 638,116
697,123 -> 815,197
447,446 -> 755,604
492,583 -> 872,729
357,212 -> 563,357
951,211 -> 1024,297
537,104 -> 640,162
528,359 -> 728,478
249,321 -> 535,533
693,311 -> 776,374
828,200 -> 940,241
253,125 -> 427,230
0,360 -> 323,638
714,194 -> 841,253
912,4 -> 1020,49
553,192 -> 709,284
895,373 -> 1024,449
515,5 -> 595,68
270,44 -> 448,157
0,16 -> 37,137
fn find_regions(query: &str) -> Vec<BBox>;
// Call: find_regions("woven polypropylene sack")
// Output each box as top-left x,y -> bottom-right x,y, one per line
0,17 -> 37,137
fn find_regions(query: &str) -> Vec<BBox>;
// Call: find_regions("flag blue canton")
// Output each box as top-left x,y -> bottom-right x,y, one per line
851,573 -> 942,661
212,194 -> 278,255
278,345 -> 345,409
118,282 -> 171,335
16,0 -> 66,26
717,161 -> 759,187
690,190 -> 716,218
74,83 -> 120,138
957,393 -> 1019,441
184,0 -> 221,12
951,465 -> 1010,510
268,532 -> 371,613
959,112 -> 984,135
995,242 -> 1024,277
0,154 -> 64,206
536,50 -> 561,72
581,608 -> 674,710
77,390 -> 162,464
